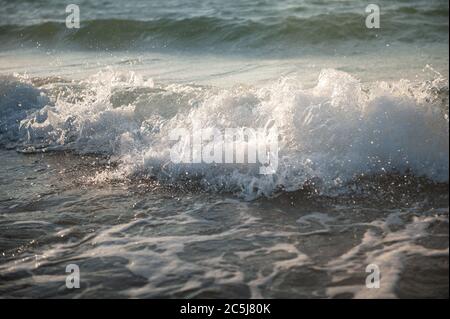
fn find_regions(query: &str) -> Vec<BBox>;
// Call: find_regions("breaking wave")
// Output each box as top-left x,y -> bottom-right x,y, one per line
0,68 -> 448,198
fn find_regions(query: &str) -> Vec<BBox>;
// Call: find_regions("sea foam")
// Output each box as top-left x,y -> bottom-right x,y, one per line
1,69 -> 448,198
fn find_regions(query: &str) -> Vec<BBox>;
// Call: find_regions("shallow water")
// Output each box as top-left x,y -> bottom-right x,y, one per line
0,150 -> 448,298
0,0 -> 449,298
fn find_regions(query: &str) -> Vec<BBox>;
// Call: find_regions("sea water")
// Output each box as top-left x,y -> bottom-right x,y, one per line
0,0 -> 448,298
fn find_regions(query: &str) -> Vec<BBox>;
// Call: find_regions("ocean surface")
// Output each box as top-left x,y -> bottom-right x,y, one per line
0,0 -> 448,298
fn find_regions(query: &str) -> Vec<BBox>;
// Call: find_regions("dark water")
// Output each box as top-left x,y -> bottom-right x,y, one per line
0,0 -> 448,298
0,150 -> 448,298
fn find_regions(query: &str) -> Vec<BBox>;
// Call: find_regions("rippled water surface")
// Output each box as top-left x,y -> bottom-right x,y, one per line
0,150 -> 448,298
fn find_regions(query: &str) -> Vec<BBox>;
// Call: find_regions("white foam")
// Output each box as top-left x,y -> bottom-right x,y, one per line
2,68 -> 448,198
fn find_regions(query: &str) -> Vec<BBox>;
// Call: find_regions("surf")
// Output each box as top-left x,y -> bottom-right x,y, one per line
0,68 -> 448,199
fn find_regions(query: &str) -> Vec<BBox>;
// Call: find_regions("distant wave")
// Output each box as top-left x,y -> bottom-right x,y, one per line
0,10 -> 448,52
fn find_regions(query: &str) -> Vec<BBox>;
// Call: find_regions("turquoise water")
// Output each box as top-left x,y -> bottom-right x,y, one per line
0,0 -> 448,53
0,0 -> 448,85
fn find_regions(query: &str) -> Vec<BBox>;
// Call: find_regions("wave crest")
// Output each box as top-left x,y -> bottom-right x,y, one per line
0,69 -> 448,198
